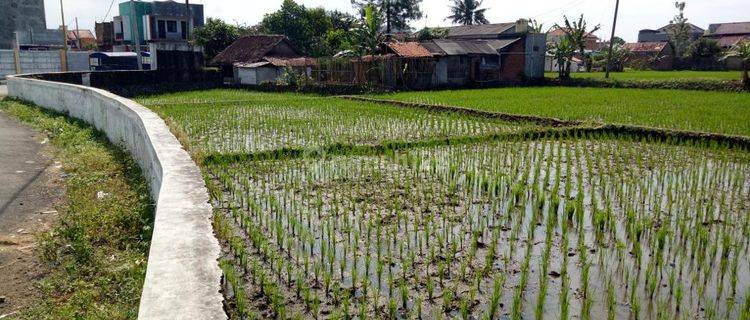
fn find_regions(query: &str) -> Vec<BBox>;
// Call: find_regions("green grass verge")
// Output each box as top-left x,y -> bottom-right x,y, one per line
544,70 -> 743,81
369,86 -> 750,137
0,99 -> 154,319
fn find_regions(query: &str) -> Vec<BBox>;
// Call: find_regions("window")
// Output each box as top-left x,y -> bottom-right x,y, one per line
157,20 -> 166,39
167,20 -> 177,33
181,21 -> 187,39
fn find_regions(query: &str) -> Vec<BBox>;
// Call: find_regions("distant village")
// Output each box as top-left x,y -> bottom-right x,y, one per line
1,0 -> 748,89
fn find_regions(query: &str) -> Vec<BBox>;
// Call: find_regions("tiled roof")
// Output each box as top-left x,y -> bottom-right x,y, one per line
67,29 -> 95,40
548,28 -> 598,39
708,22 -> 750,35
385,42 -> 433,58
210,35 -> 299,66
623,42 -> 668,53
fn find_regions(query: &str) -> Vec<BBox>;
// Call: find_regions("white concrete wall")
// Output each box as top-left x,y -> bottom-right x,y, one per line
6,75 -> 225,320
0,50 -> 90,79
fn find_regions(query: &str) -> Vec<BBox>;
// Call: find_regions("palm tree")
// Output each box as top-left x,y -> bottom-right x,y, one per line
724,40 -> 750,89
447,0 -> 489,26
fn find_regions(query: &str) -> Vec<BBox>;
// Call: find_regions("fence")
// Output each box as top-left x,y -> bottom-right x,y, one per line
310,56 -> 437,90
0,50 -> 90,79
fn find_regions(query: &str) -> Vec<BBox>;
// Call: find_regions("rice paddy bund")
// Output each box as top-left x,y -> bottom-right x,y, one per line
138,89 -> 750,320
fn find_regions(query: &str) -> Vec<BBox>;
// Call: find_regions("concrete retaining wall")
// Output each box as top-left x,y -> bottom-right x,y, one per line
0,50 -> 90,79
6,75 -> 226,320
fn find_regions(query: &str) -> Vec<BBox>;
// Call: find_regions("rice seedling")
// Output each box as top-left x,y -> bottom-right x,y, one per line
161,89 -> 750,320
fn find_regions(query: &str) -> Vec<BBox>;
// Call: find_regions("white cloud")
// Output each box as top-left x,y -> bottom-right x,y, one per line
45,0 -> 750,42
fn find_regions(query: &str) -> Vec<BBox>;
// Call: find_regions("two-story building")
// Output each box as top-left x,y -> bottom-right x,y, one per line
112,0 -> 204,48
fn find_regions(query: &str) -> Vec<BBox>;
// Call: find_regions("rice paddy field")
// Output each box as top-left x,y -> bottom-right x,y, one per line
138,89 -> 750,320
544,70 -> 743,81
369,87 -> 750,137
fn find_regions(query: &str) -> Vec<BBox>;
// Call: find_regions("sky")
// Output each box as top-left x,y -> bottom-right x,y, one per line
44,0 -> 750,42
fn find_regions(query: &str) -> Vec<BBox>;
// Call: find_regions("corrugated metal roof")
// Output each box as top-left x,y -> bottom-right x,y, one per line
210,35 -> 300,66
715,35 -> 749,47
708,22 -> 750,35
446,23 -> 516,39
263,56 -> 316,67
385,42 -> 433,58
486,38 -> 521,51
235,61 -> 271,68
422,38 -> 519,56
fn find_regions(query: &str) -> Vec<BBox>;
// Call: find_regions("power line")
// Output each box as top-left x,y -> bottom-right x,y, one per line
102,0 -> 116,22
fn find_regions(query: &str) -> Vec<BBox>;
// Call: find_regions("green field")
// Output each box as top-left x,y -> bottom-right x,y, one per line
370,87 -> 750,137
545,70 -> 743,81
138,88 -> 750,320
140,90 -> 540,154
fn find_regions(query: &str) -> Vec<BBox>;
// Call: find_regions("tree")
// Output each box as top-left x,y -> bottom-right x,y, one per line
724,40 -> 750,88
260,0 -> 354,56
446,0 -> 489,26
548,37 -> 576,79
193,18 -> 245,61
689,38 -> 722,70
352,0 -> 423,35
668,2 -> 692,61
415,27 -> 449,41
555,15 -> 601,72
350,5 -> 384,57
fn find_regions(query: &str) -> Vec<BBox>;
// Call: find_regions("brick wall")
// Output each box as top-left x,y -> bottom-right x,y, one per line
499,40 -> 526,81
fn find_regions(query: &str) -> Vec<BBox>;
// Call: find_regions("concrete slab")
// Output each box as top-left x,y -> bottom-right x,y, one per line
0,85 -> 7,97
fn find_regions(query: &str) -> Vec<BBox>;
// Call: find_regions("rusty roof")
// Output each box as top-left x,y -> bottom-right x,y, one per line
623,42 -> 668,53
708,22 -> 750,35
263,56 -> 316,67
210,35 -> 300,66
67,29 -> 95,40
385,42 -> 433,58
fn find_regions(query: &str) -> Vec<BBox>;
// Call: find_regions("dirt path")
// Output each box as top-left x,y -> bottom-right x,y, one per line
0,111 -> 63,317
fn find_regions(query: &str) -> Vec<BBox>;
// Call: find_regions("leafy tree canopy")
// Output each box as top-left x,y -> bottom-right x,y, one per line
193,18 -> 250,61
447,0 -> 489,26
352,0 -> 423,34
260,0 -> 357,56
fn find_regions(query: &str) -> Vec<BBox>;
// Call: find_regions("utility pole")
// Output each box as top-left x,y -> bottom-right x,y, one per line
59,0 -> 68,71
13,32 -> 22,74
75,17 -> 81,50
130,0 -> 143,70
605,0 -> 620,79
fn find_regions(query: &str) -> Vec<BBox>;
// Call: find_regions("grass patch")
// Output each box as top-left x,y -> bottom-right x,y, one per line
545,70 -> 743,81
0,99 -> 154,319
369,86 -> 750,137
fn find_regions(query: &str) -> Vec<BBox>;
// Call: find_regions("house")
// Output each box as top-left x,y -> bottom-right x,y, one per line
622,42 -> 674,70
637,23 -> 704,43
547,28 -> 600,51
66,29 -> 97,50
421,38 -> 528,85
96,22 -> 115,51
113,0 -> 204,48
210,35 -> 311,84
438,20 -> 547,81
706,22 -> 750,48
